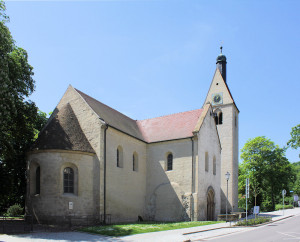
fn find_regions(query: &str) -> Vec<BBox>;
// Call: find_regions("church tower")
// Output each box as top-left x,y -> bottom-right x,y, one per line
204,47 -> 239,213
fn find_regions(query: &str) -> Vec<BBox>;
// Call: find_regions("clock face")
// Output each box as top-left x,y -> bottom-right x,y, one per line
212,93 -> 223,105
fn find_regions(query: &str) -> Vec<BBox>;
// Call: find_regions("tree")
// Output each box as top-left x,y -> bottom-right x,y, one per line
291,161 -> 300,196
0,1 -> 47,212
239,136 -> 296,211
287,124 -> 300,158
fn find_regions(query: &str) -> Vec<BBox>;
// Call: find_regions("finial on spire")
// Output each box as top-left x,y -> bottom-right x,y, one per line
220,45 -> 223,54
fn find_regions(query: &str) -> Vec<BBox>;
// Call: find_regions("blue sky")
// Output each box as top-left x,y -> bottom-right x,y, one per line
5,0 -> 300,163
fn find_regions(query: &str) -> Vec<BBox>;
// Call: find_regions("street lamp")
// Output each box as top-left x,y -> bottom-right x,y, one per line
225,171 -> 230,222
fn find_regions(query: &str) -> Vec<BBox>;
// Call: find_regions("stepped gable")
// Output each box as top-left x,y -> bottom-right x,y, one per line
31,103 -> 95,153
137,109 -> 203,143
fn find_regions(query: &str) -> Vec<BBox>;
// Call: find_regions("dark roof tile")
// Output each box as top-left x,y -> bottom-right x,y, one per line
32,103 -> 95,153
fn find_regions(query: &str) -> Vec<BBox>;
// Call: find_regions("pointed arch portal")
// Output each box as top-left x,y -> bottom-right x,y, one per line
207,188 -> 215,221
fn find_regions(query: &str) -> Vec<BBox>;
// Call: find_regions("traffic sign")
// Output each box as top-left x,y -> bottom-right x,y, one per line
282,189 -> 286,196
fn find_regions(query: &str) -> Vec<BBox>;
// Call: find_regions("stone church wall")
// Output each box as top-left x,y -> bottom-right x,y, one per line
27,150 -> 98,224
56,86 -> 104,214
145,139 -> 193,221
106,128 -> 147,223
196,107 -> 221,221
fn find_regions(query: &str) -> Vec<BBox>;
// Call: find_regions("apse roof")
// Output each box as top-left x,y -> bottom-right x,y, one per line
31,103 -> 95,153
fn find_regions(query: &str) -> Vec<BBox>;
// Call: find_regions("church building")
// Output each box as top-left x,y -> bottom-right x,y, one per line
26,49 -> 239,224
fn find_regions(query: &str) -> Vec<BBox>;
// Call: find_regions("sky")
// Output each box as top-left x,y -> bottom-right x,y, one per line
4,0 -> 300,163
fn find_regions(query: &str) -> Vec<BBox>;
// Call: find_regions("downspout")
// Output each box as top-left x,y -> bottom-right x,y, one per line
99,117 -> 108,224
103,124 -> 108,224
191,137 -> 194,220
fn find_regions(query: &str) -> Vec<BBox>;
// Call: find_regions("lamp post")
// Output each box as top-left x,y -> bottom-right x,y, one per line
225,171 -> 230,222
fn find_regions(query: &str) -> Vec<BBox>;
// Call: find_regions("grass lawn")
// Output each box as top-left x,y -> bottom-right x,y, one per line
236,216 -> 271,226
80,221 -> 223,237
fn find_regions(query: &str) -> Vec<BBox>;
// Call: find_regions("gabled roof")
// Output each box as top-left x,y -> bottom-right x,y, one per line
75,88 -> 204,143
204,68 -> 239,112
32,103 -> 95,153
75,89 -> 145,141
137,109 -> 203,143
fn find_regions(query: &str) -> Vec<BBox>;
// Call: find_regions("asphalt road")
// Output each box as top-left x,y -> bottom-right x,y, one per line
209,214 -> 300,242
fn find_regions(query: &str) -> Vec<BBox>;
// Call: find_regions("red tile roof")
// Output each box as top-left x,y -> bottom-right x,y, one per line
137,109 -> 203,143
76,88 -> 203,143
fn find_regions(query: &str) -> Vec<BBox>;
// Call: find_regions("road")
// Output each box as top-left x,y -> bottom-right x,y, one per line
208,214 -> 300,242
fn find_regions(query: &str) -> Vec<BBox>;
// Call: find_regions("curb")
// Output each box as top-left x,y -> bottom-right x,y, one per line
234,214 -> 294,227
187,215 -> 297,241
183,214 -> 295,236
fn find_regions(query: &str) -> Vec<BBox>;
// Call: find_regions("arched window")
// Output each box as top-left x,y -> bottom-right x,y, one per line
167,153 -> 173,171
205,152 -> 209,172
36,166 -> 40,194
133,152 -> 138,171
213,156 -> 216,175
117,149 -> 120,167
214,110 -> 223,125
63,167 -> 74,193
117,146 -> 123,168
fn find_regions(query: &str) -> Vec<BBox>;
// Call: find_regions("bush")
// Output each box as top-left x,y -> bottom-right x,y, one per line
6,204 -> 24,217
275,204 -> 293,210
261,199 -> 273,212
236,216 -> 271,226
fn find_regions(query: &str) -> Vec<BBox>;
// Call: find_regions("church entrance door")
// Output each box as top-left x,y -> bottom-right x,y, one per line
207,188 -> 215,221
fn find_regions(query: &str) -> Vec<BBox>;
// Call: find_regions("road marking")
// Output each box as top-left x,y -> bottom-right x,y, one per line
277,231 -> 300,240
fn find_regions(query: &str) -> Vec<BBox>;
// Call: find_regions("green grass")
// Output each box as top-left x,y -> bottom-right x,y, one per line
275,204 -> 293,210
236,216 -> 271,226
0,215 -> 24,219
80,221 -> 223,237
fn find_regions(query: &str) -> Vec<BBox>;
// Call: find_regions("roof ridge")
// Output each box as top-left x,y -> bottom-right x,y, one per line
74,88 -> 137,122
137,108 -> 203,122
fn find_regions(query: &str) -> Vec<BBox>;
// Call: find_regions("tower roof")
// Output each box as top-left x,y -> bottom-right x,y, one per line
216,46 -> 227,63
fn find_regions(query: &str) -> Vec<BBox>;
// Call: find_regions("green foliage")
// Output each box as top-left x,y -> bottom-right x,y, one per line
236,216 -> 271,226
291,162 -> 300,195
239,136 -> 296,212
285,196 -> 294,205
80,221 -> 223,237
287,124 -> 300,157
6,204 -> 23,217
238,194 -> 246,211
0,1 -> 47,212
275,204 -> 293,210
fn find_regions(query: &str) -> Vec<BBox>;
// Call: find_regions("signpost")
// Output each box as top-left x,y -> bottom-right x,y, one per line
282,189 -> 286,216
293,194 -> 298,208
246,178 -> 249,222
253,206 -> 260,215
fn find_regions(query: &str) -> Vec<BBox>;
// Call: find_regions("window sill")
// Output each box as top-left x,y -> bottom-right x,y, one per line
31,194 -> 40,198
62,193 -> 77,198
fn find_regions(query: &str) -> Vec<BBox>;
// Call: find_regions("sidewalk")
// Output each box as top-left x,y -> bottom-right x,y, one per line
120,207 -> 300,242
0,207 -> 300,242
